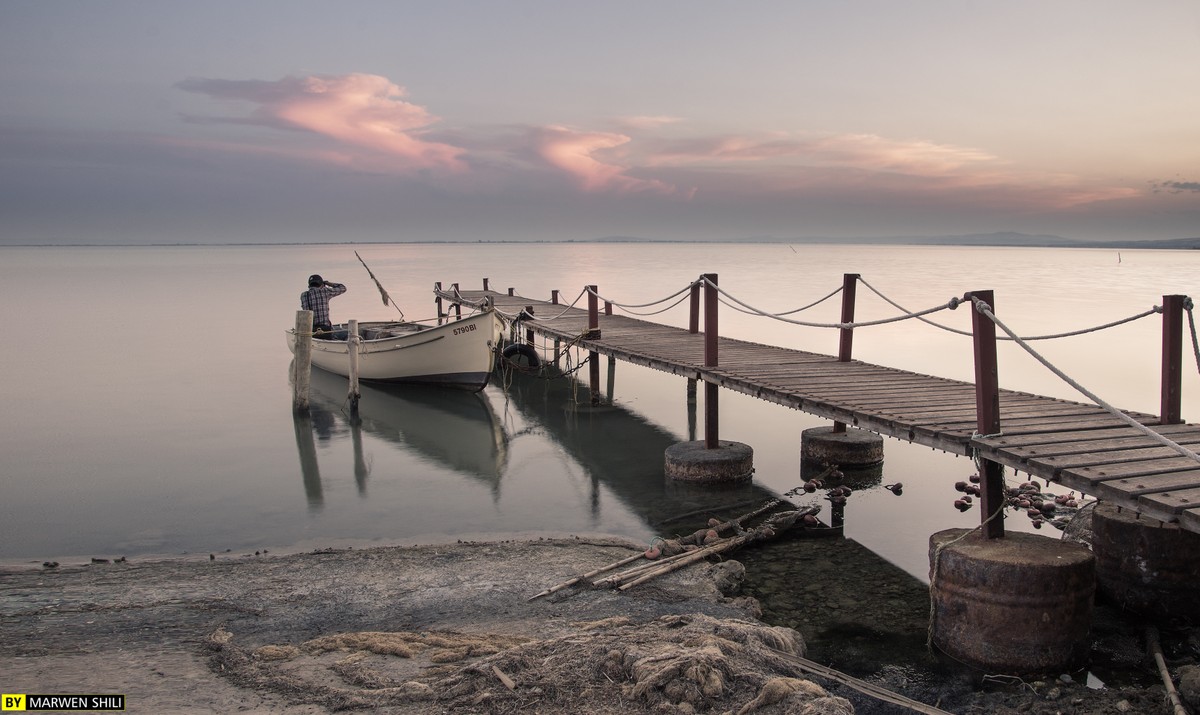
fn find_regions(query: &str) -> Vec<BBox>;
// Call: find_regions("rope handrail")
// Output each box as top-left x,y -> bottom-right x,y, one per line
969,296 -> 1200,465
859,276 -> 1164,342
719,284 -> 844,318
589,282 -> 698,310
611,289 -> 696,317
697,275 -> 961,330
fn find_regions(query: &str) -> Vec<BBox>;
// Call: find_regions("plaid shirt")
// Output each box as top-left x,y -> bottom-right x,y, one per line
300,283 -> 347,328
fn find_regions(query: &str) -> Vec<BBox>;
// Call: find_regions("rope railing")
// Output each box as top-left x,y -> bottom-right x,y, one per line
718,285 -> 845,318
697,275 -> 963,330
969,296 -> 1200,465
859,276 -> 1164,342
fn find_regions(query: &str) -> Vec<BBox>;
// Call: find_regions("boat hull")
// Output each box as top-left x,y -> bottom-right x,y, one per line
287,311 -> 502,392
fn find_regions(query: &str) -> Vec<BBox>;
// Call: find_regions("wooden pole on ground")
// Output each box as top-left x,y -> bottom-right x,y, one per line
833,273 -> 859,433
1161,294 -> 1185,425
966,289 -> 1005,539
293,310 -> 313,413
347,319 -> 361,417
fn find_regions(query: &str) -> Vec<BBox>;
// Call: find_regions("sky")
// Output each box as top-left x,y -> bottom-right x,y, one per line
1,1 -> 1198,245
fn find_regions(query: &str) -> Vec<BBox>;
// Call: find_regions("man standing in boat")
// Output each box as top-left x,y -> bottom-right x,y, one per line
301,274 -> 347,334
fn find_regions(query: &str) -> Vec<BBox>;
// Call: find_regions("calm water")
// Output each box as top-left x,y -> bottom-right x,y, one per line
1,242 -> 1196,580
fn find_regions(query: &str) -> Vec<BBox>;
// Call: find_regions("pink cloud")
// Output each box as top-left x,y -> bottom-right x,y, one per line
177,74 -> 465,172
529,125 -> 674,194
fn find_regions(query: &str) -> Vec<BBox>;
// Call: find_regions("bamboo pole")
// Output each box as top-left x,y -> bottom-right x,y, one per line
293,310 -> 313,413
527,551 -> 647,600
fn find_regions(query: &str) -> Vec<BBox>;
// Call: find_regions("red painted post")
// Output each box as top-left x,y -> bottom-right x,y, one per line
587,285 -> 600,338
587,285 -> 601,404
1162,294 -> 1185,425
833,273 -> 860,433
689,281 -> 700,334
605,301 -> 613,316
966,290 -> 1004,539
703,274 -> 719,448
551,289 -> 560,305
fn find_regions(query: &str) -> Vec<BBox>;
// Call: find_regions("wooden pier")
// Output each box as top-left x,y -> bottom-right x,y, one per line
439,281 -> 1200,536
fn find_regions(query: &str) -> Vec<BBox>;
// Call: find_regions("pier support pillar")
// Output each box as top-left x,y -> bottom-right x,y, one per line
800,426 -> 883,468
929,529 -> 1094,674
665,440 -> 754,484
1092,502 -> 1200,618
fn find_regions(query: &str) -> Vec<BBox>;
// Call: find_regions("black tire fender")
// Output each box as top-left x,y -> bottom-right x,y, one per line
501,343 -> 540,367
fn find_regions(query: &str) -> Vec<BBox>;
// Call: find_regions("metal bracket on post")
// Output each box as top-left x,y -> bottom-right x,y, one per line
965,289 -> 1005,539
1162,294 -> 1185,425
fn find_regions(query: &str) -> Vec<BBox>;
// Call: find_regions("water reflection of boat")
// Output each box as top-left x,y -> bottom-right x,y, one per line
307,367 -> 509,488
499,365 -> 781,528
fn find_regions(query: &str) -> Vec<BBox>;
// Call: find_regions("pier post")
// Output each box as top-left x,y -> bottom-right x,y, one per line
703,273 -> 719,448
347,319 -> 361,417
1162,294 -> 1185,425
966,289 -> 1005,539
452,283 -> 462,320
551,289 -> 560,305
689,281 -> 700,334
525,306 -> 536,345
483,278 -> 489,291
434,282 -> 444,325
588,285 -> 601,404
833,273 -> 859,433
292,310 -> 313,413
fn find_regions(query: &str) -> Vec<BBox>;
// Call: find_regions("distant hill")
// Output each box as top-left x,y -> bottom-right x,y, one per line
582,232 -> 1200,249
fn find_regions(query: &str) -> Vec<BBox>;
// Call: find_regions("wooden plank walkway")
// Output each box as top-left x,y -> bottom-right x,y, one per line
450,288 -> 1200,534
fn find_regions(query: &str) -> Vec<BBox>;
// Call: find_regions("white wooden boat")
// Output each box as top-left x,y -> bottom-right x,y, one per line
287,309 -> 504,392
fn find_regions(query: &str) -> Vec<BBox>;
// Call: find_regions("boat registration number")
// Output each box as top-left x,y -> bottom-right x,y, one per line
453,324 -> 477,336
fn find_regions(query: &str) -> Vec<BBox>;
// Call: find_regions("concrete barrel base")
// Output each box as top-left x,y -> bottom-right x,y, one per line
801,426 -> 883,467
664,440 -> 754,484
1092,502 -> 1200,618
929,529 -> 1095,675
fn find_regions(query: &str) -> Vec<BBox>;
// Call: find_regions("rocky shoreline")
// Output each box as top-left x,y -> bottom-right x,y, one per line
2,536 -> 1196,714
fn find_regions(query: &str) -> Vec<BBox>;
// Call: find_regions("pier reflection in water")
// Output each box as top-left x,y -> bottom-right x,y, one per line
499,364 -> 781,531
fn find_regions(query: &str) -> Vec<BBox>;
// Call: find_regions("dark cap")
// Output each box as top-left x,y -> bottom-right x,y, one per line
308,274 -> 324,287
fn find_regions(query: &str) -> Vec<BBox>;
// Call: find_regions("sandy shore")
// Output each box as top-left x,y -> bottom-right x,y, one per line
2,536 -> 1191,714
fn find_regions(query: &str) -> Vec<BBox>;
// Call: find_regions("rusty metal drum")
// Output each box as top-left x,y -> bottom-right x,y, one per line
929,529 -> 1095,674
1092,502 -> 1200,619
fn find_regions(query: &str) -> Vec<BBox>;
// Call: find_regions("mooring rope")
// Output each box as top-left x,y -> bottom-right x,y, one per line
858,276 -> 1164,341
970,296 -> 1200,465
